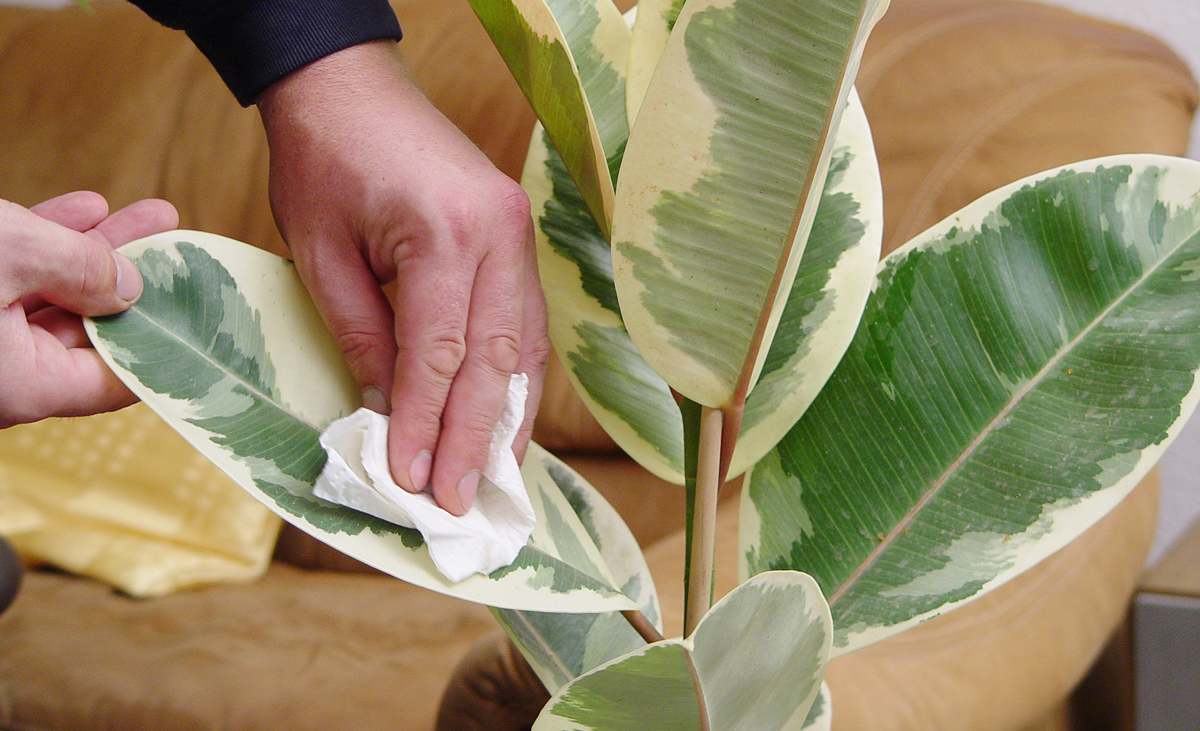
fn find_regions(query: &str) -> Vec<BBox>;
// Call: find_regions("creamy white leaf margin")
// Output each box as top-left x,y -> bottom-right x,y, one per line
467,0 -> 619,233
625,0 -> 674,124
86,231 -> 639,613
611,0 -> 890,407
730,90 -> 882,475
493,454 -> 662,691
534,571 -> 832,730
795,683 -> 833,731
740,155 -> 1200,652
527,89 -> 881,483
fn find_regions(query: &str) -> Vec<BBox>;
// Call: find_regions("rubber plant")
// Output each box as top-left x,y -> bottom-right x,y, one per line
84,0 -> 1200,728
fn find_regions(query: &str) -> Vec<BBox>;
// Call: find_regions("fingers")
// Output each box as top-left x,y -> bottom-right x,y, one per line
0,307 -> 135,427
0,194 -> 166,427
387,243 -> 471,501
44,347 -> 139,418
86,198 -> 179,248
0,199 -> 142,316
22,191 -> 109,314
28,306 -> 90,349
427,245 -> 525,515
511,244 -> 550,463
292,237 -> 397,411
30,191 -> 109,232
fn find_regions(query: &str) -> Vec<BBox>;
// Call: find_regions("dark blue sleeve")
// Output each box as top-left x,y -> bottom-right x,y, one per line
128,0 -> 403,106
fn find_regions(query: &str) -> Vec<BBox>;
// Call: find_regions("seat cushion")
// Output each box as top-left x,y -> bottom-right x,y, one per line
0,564 -> 494,731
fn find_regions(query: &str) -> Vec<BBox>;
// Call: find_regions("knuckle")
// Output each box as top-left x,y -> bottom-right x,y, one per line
491,181 -> 532,228
445,407 -> 503,447
394,390 -> 445,439
441,202 -> 476,247
334,328 -> 392,368
526,334 -> 553,371
77,245 -> 114,299
478,328 -> 521,375
420,333 -> 467,381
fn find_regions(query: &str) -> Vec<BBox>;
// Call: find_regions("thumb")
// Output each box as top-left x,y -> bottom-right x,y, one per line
0,200 -> 142,316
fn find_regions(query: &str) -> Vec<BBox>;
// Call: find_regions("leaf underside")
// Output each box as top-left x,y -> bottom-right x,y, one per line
535,572 -> 831,730
493,458 -> 661,693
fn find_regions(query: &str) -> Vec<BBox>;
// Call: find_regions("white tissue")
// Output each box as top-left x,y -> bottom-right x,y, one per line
313,374 -> 535,582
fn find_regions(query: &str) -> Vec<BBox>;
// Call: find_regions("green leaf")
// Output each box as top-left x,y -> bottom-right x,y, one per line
492,457 -> 661,692
799,683 -> 832,731
467,0 -> 630,234
741,156 -> 1200,653
525,90 -> 881,483
611,0 -> 888,410
86,232 -> 641,614
535,571 -> 832,730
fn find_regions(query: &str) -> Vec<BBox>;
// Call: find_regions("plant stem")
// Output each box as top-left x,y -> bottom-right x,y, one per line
684,406 -> 723,637
620,609 -> 664,644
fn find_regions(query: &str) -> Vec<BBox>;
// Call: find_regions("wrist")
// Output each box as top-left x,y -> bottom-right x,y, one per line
258,41 -> 418,140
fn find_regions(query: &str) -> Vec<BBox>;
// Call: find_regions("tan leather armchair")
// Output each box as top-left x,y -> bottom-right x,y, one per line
0,1 -> 1194,729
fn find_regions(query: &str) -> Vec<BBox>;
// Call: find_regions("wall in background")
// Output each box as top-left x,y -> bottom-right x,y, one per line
3,0 -> 1198,562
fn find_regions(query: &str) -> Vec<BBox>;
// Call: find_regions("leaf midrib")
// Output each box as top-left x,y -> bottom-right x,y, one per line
124,299 -> 629,595
729,1 -> 878,412
828,224 -> 1200,607
508,609 -> 574,686
121,305 -> 319,431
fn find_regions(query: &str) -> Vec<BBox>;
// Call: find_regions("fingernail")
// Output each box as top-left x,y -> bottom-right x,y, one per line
113,252 -> 142,302
408,450 -> 432,492
457,470 -> 480,512
362,386 -> 388,413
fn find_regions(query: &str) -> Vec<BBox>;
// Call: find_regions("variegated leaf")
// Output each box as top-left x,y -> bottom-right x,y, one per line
525,91 -> 881,483
85,232 -> 640,613
731,90 -> 882,475
534,571 -> 831,730
492,454 -> 661,692
611,0 -> 889,410
624,0 -> 680,124
467,0 -> 630,233
522,121 -> 681,481
799,683 -> 833,731
741,156 -> 1200,653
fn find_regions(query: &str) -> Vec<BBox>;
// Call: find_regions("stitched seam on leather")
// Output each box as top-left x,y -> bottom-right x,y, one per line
859,4 -> 1029,94
889,58 -> 1153,250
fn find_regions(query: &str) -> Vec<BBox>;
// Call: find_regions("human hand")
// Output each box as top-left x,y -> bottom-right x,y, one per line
0,192 -> 178,428
257,42 -> 549,516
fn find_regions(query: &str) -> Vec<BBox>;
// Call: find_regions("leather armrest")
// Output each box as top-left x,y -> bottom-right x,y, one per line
0,537 -> 21,617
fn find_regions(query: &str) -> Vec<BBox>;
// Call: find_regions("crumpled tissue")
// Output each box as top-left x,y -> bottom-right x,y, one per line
313,373 -> 535,582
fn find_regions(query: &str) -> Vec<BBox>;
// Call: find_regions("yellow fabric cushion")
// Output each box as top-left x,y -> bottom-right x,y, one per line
0,406 -> 279,597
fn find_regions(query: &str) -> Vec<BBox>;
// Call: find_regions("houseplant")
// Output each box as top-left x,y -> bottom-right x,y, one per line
83,0 -> 1200,727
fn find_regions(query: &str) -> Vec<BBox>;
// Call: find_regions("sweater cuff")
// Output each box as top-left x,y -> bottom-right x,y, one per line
186,0 -> 403,106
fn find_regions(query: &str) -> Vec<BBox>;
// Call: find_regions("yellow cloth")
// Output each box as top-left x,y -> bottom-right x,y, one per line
0,405 -> 280,597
